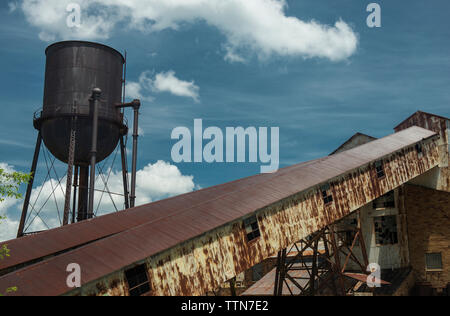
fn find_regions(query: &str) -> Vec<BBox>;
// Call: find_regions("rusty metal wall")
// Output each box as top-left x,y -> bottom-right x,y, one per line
70,136 -> 441,296
394,111 -> 448,144
394,111 -> 449,191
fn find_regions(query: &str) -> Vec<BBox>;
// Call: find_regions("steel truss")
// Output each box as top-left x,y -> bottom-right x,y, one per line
273,211 -> 378,296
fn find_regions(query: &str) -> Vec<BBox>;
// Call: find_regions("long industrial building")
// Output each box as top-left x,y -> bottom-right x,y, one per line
0,110 -> 449,296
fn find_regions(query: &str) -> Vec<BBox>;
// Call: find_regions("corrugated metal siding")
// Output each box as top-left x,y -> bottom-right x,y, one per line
394,111 -> 448,144
0,127 -> 440,296
394,111 -> 449,191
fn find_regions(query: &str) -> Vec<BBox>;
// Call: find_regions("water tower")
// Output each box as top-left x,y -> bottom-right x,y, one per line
17,41 -> 141,237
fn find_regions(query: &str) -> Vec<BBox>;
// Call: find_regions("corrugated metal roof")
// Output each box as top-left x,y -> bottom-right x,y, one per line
0,126 -> 438,296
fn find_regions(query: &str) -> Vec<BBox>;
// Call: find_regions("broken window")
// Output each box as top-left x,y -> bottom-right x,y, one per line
374,216 -> 398,245
125,264 -> 151,296
426,253 -> 443,271
375,161 -> 385,179
373,191 -> 395,210
244,215 -> 261,242
320,184 -> 333,205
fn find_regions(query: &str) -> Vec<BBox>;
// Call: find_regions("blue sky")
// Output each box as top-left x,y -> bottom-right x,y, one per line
1,1 -> 450,239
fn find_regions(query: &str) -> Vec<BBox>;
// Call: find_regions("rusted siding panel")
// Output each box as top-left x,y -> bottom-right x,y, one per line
394,111 -> 449,144
394,111 -> 450,192
70,135 -> 440,296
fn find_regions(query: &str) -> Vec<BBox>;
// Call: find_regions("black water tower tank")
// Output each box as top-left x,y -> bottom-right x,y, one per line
36,41 -> 126,165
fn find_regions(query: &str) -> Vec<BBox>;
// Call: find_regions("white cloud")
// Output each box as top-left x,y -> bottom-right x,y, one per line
0,163 -> 21,213
128,126 -> 145,137
0,160 -> 196,242
8,2 -> 18,13
0,217 -> 19,242
126,71 -> 155,102
153,71 -> 200,102
0,163 -> 33,241
126,70 -> 200,102
18,0 -> 358,62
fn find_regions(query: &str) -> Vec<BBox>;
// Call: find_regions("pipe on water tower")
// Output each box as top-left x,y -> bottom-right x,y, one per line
115,99 -> 141,208
130,102 -> 140,208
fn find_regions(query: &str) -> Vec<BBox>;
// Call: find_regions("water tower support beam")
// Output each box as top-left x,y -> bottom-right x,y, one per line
77,166 -> 89,221
17,132 -> 42,238
72,166 -> 78,224
63,103 -> 78,226
88,88 -> 102,218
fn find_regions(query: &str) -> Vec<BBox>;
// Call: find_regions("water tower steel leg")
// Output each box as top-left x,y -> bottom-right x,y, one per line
63,107 -> 77,226
77,166 -> 89,221
88,88 -> 101,218
72,166 -> 78,224
119,136 -> 130,209
17,132 -> 42,238
130,104 -> 140,208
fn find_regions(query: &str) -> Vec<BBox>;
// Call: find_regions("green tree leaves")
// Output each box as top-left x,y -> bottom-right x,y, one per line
0,168 -> 30,296
0,168 -> 31,202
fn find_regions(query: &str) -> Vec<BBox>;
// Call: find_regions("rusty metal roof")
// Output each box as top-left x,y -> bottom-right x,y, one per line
0,126 -> 438,296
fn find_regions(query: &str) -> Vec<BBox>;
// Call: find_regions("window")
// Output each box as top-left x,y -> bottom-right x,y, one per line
374,216 -> 398,245
321,184 -> 333,205
125,264 -> 151,296
375,161 -> 385,179
373,191 -> 395,210
415,143 -> 423,157
426,253 -> 443,271
244,215 -> 261,242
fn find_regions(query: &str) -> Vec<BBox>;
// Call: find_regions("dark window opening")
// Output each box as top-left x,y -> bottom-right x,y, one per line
426,253 -> 443,271
321,184 -> 333,205
416,144 -> 423,157
375,161 -> 385,179
244,215 -> 261,242
338,217 -> 359,246
125,264 -> 151,296
344,230 -> 357,246
373,191 -> 395,209
374,216 -> 398,245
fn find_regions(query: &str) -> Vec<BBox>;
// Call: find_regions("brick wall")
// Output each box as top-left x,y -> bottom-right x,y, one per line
405,184 -> 450,289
